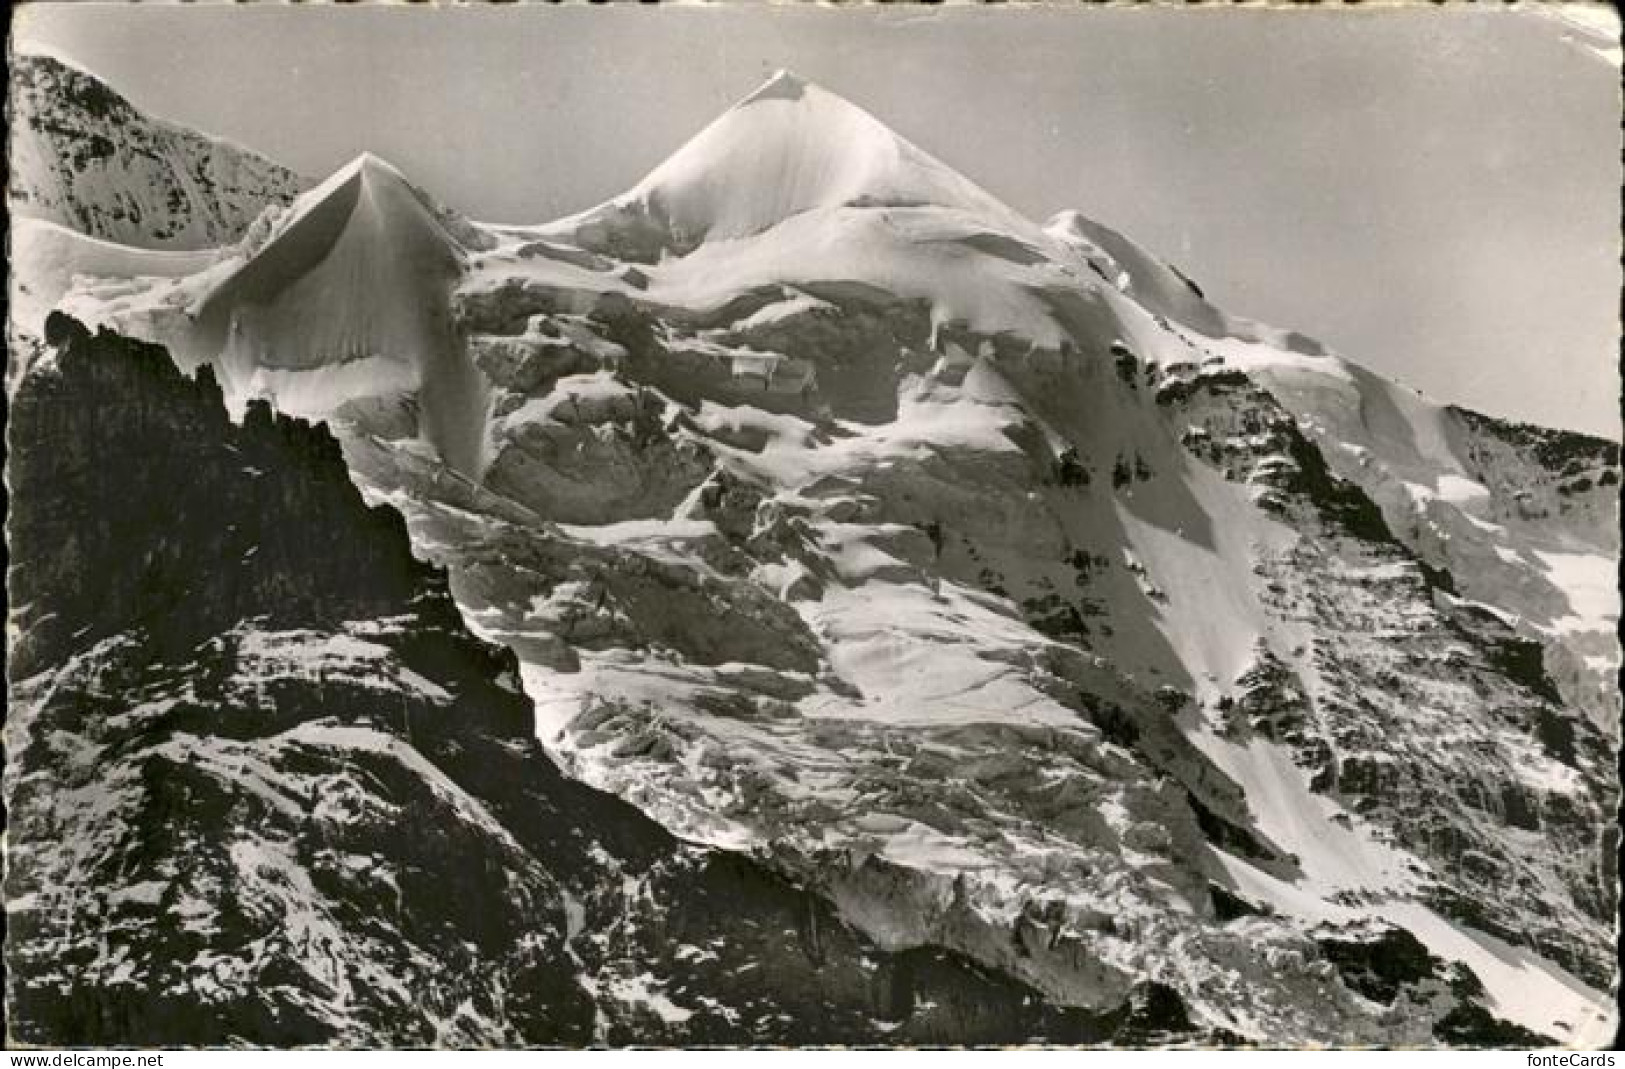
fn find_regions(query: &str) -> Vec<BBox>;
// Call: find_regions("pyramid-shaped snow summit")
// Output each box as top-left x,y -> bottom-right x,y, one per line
550,70 -> 1041,259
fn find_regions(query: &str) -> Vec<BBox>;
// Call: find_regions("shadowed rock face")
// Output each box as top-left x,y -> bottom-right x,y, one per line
9,314 -> 442,680
5,317 -> 1222,1047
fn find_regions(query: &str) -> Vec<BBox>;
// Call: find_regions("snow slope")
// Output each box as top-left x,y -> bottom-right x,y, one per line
32,69 -> 1619,1047
8,217 -> 218,345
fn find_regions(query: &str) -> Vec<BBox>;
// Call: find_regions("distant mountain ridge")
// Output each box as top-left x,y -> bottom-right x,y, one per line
8,52 -> 306,249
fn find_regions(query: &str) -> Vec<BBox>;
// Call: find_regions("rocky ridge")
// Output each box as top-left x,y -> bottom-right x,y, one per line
8,53 -> 306,249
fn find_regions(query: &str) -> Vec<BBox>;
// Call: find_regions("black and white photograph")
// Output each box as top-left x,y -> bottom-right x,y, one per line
4,1 -> 1620,1051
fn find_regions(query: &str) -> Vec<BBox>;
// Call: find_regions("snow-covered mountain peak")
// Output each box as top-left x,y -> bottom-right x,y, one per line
178,146 -> 487,473
332,149 -> 425,193
740,67 -> 813,104
12,48 -> 111,91
7,52 -> 306,250
350,148 -> 395,171
273,149 -> 438,225
198,147 -> 460,324
545,70 -> 1040,260
11,51 -> 140,122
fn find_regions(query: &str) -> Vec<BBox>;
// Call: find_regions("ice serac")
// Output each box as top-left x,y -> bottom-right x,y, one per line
1046,210 -> 1232,340
1045,210 -> 1331,359
193,153 -> 489,476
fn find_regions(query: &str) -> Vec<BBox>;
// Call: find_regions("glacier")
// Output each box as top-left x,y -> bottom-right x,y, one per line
8,65 -> 1618,1046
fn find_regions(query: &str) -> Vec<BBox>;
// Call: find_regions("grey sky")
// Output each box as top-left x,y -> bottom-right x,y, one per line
14,3 -> 1621,436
